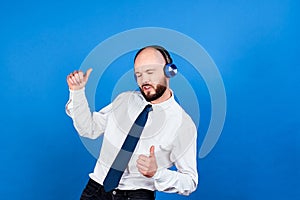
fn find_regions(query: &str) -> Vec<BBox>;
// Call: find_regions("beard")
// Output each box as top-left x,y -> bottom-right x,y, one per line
140,84 -> 167,102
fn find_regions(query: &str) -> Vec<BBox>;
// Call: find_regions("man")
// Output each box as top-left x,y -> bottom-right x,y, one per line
66,45 -> 198,199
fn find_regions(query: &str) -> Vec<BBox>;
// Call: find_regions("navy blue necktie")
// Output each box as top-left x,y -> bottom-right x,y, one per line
103,104 -> 152,192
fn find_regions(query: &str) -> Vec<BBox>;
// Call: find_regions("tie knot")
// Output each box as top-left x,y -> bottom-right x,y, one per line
145,104 -> 153,112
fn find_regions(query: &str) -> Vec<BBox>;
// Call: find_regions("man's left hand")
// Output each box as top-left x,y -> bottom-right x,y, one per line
136,145 -> 158,178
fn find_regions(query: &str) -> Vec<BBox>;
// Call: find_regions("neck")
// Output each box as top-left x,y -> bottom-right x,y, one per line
150,88 -> 172,104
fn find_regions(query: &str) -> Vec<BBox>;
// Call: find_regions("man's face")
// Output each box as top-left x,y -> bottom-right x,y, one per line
134,48 -> 168,102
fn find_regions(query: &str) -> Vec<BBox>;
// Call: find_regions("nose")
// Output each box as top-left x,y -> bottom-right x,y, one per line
138,74 -> 151,85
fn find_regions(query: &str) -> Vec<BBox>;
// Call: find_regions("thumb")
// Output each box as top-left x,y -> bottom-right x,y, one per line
84,68 -> 93,80
149,145 -> 155,157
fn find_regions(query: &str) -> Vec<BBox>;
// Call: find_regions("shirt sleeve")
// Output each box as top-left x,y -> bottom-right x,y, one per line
65,88 -> 112,139
152,123 -> 198,195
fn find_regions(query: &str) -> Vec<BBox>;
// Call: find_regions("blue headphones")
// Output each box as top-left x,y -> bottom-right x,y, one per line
134,45 -> 178,79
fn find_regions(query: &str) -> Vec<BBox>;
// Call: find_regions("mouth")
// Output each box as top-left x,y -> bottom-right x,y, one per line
142,84 -> 154,92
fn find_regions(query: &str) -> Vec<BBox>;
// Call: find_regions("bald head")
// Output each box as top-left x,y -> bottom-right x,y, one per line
134,47 -> 166,68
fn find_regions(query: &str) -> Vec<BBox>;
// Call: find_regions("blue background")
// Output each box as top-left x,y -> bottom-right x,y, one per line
1,0 -> 299,199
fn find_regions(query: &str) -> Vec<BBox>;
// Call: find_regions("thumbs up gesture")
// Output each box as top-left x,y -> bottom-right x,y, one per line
67,68 -> 93,90
136,145 -> 158,178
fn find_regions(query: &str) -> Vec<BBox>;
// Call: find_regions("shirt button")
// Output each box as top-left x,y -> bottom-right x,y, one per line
112,190 -> 116,195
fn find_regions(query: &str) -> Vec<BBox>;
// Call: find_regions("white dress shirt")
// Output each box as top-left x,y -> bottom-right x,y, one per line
66,88 -> 198,195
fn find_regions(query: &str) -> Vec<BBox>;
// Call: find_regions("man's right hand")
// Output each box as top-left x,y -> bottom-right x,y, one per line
67,68 -> 93,90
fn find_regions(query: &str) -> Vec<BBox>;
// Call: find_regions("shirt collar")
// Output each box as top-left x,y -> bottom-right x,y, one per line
139,89 -> 175,110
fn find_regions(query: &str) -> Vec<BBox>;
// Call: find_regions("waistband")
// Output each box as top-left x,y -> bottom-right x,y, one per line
87,178 -> 155,198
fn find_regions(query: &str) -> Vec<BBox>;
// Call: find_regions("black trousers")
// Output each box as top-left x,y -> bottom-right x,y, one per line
80,178 -> 156,200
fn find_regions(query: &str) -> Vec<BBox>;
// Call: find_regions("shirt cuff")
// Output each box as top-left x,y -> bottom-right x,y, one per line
69,87 -> 85,94
69,87 -> 86,102
66,87 -> 86,115
152,168 -> 168,181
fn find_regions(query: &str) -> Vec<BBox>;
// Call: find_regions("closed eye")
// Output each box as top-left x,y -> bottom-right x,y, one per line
135,72 -> 142,77
146,70 -> 154,74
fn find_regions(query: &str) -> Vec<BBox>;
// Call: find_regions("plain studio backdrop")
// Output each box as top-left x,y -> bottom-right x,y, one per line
0,0 -> 299,199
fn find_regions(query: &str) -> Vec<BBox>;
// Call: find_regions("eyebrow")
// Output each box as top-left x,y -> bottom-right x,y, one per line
145,69 -> 155,72
135,67 -> 157,73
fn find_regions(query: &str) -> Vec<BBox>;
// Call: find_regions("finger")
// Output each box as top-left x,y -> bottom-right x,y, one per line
72,70 -> 78,77
149,145 -> 155,157
71,75 -> 80,85
84,68 -> 93,80
78,71 -> 84,82
74,72 -> 82,84
68,76 -> 75,85
138,155 -> 148,161
137,157 -> 149,166
67,74 -> 72,82
136,163 -> 148,172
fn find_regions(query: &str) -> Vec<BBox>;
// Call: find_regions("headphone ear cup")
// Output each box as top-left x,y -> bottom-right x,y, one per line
164,63 -> 178,78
